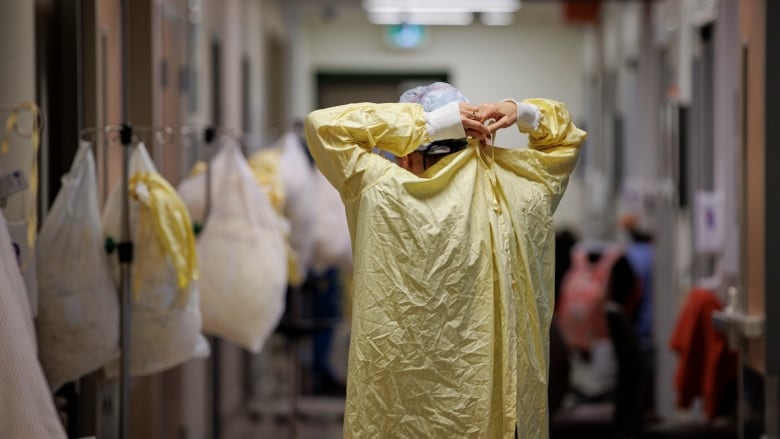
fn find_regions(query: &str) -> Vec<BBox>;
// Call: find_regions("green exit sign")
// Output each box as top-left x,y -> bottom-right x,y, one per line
385,24 -> 427,49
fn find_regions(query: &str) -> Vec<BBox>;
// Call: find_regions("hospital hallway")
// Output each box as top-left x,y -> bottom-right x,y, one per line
0,0 -> 778,438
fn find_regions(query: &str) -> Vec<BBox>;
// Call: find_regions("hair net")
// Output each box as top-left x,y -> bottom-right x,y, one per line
399,82 -> 470,113
399,82 -> 470,152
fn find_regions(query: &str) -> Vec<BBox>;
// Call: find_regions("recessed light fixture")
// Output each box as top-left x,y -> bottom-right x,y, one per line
362,0 -> 521,25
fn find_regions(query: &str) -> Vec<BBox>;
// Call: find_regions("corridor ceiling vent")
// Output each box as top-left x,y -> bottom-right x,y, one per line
362,0 -> 522,26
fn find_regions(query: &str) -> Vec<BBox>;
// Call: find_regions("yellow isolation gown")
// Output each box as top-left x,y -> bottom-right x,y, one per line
305,99 -> 585,438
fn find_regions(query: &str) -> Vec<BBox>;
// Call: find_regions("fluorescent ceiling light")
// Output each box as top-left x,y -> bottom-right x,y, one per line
368,11 -> 474,26
362,0 -> 521,14
479,12 -> 515,26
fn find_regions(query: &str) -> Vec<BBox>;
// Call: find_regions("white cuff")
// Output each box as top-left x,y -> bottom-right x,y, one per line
502,99 -> 541,133
425,101 -> 466,141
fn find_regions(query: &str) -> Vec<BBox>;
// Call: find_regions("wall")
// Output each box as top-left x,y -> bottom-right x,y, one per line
712,0 -> 741,291
293,4 -> 586,134
578,0 -> 745,421
741,0 -> 766,373
0,0 -> 38,312
0,0 -> 36,194
289,2 -> 588,230
242,0 -> 266,148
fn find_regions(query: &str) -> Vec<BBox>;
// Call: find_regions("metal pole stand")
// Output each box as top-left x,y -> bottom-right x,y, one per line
117,123 -> 133,439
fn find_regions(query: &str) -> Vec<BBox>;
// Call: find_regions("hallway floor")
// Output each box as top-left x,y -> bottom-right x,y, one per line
225,396 -> 345,439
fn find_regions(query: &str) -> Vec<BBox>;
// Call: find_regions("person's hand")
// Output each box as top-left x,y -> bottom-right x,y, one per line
459,102 -> 489,141
478,101 -> 518,136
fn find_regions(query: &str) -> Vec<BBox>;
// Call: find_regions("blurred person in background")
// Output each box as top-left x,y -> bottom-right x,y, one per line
619,211 -> 656,418
618,212 -> 654,352
549,228 -> 578,416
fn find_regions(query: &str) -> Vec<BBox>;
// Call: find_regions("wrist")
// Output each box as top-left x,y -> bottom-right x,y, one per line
501,99 -> 540,132
425,101 -> 467,141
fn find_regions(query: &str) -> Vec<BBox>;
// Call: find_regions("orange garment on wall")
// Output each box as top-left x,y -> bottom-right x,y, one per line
669,287 -> 737,419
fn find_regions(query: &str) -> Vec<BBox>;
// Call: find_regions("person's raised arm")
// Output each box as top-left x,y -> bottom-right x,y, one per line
479,98 -> 586,196
305,101 -> 486,198
479,98 -> 585,152
304,102 -> 426,198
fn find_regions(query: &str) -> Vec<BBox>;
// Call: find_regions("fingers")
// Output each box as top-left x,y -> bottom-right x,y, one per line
459,103 -> 481,122
465,126 -> 487,140
477,102 -> 518,137
465,119 -> 489,140
458,101 -> 518,140
459,103 -> 488,140
486,116 -> 514,134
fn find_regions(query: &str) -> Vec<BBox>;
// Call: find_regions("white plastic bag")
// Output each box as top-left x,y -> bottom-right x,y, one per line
277,132 -> 316,278
176,162 -> 208,225
35,142 -> 119,390
311,169 -> 352,273
186,141 -> 287,352
102,143 -> 209,376
0,210 -> 67,438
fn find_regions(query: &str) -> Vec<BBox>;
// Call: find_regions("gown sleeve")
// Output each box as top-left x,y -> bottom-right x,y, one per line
304,102 -> 430,200
508,98 -> 587,205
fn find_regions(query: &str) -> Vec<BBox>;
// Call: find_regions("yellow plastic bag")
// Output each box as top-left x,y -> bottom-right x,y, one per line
102,143 -> 209,376
185,141 -> 288,352
248,145 -> 306,286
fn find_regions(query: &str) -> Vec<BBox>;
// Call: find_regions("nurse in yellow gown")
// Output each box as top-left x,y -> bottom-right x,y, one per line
305,82 -> 586,438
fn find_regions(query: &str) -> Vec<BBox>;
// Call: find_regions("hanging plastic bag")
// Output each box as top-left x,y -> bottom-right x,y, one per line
35,142 -> 119,390
310,169 -> 352,273
248,147 -> 286,213
277,132 -> 316,280
102,143 -> 208,376
187,141 -> 287,352
176,161 -> 209,226
0,210 -> 67,438
247,146 -> 304,285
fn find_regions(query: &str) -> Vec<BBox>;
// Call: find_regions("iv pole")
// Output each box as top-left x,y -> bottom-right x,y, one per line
118,0 -> 132,437
181,124 -> 220,439
203,126 -> 221,439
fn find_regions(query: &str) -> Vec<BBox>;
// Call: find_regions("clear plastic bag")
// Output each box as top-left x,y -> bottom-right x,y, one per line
176,161 -> 208,225
102,143 -> 209,376
181,141 -> 287,352
277,132 -> 316,278
35,142 -> 119,390
311,169 -> 352,273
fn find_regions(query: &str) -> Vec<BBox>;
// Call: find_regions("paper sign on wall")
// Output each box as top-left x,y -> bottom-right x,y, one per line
694,190 -> 725,254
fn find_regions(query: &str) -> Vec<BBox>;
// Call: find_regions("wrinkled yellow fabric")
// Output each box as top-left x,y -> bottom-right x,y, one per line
188,160 -> 207,177
248,148 -> 304,287
306,99 -> 585,439
248,148 -> 286,213
130,172 -> 199,307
